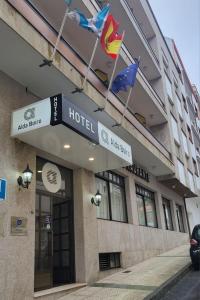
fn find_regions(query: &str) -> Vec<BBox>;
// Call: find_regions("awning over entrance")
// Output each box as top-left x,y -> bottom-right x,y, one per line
160,177 -> 197,198
11,94 -> 132,173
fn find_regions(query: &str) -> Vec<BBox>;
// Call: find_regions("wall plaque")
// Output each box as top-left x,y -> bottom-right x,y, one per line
11,217 -> 28,236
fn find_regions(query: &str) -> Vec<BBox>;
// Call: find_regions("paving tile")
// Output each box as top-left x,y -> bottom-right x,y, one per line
59,245 -> 190,300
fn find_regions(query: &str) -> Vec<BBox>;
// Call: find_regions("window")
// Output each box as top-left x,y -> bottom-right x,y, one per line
193,159 -> 199,176
162,198 -> 173,231
175,142 -> 181,160
194,228 -> 200,241
182,95 -> 188,112
165,73 -> 173,102
181,131 -> 189,156
95,171 -> 127,222
177,159 -> 186,185
185,155 -> 190,170
136,185 -> 157,228
176,204 -> 185,232
173,74 -> 179,90
188,171 -> 195,193
99,253 -> 121,271
176,94 -> 183,119
176,64 -> 183,82
187,125 -> 193,143
170,114 -> 180,144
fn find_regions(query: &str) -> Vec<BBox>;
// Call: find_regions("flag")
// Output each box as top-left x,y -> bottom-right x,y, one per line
100,14 -> 123,59
64,0 -> 72,5
68,4 -> 110,35
111,63 -> 139,93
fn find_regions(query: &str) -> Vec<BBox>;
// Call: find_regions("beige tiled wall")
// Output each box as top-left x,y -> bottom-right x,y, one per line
0,71 -> 37,300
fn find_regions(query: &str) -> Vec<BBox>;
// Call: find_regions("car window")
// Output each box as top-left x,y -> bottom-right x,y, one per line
194,228 -> 200,240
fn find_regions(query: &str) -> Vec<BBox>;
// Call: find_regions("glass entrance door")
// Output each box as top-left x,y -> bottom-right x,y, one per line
35,157 -> 74,291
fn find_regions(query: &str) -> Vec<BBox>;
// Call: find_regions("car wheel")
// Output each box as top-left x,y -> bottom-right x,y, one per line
193,263 -> 200,271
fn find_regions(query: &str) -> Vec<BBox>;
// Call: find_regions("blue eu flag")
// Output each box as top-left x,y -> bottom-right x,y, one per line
111,63 -> 139,93
64,0 -> 72,5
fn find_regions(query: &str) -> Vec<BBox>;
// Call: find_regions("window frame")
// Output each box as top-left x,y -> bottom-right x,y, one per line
95,171 -> 128,223
135,184 -> 158,228
176,204 -> 185,233
162,198 -> 174,231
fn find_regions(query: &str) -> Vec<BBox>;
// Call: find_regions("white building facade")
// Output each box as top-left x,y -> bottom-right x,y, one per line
0,0 -> 199,299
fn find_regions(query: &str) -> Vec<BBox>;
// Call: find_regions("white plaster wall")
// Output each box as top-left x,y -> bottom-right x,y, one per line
186,197 -> 200,232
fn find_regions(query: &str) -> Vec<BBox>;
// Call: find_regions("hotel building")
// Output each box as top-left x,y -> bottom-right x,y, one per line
0,0 -> 199,299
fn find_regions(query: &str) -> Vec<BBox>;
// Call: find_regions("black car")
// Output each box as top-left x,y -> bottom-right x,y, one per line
190,224 -> 200,270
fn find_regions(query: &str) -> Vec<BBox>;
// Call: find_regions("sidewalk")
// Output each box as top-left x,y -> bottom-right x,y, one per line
60,245 -> 191,300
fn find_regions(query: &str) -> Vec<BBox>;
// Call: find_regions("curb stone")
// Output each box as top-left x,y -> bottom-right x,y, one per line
143,263 -> 192,300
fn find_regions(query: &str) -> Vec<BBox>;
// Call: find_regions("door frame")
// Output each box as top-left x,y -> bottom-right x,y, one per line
34,156 -> 75,291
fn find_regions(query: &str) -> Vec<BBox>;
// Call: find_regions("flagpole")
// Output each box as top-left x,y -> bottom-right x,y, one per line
95,30 -> 125,112
112,57 -> 140,127
39,5 -> 70,67
83,37 -> 99,89
51,7 -> 70,60
120,86 -> 133,126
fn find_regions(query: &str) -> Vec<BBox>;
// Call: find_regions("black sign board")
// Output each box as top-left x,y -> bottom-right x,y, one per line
126,163 -> 149,182
50,94 -> 99,144
50,94 -> 63,125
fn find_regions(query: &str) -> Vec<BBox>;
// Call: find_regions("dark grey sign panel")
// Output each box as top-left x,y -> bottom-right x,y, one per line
50,94 -> 63,125
50,94 -> 99,144
62,96 -> 99,144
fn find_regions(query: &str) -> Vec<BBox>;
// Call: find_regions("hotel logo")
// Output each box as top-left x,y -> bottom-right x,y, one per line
24,108 -> 35,121
42,162 -> 62,193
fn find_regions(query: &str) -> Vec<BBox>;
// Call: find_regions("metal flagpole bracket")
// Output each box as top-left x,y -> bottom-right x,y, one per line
94,106 -> 105,112
112,122 -> 121,127
72,37 -> 99,94
39,6 -> 70,68
71,87 -> 84,94
39,59 -> 53,68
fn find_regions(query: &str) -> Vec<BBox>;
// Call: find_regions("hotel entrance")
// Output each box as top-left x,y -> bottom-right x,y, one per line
34,157 -> 75,291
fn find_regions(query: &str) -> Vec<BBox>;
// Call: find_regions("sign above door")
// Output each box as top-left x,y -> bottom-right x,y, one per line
11,94 -> 132,172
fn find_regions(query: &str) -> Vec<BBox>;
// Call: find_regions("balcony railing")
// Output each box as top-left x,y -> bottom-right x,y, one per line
96,0 -> 160,68
13,0 -> 172,162
122,0 -> 160,67
121,44 -> 166,112
95,0 -> 165,113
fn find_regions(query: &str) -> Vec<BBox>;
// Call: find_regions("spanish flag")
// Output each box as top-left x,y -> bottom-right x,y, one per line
100,14 -> 123,59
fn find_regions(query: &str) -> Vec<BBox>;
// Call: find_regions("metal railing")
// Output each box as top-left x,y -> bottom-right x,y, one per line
122,0 -> 160,66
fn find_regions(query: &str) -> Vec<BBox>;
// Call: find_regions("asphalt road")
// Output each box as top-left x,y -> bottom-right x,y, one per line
162,269 -> 200,300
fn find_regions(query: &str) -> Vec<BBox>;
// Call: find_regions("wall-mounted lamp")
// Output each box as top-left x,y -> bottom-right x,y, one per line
17,164 -> 33,189
91,190 -> 102,206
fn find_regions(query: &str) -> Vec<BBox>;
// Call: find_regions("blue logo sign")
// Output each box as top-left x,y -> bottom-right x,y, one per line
0,179 -> 7,201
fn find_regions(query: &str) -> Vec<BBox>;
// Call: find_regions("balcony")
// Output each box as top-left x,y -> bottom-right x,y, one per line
108,0 -> 161,81
24,0 -> 166,128
0,0 -> 174,176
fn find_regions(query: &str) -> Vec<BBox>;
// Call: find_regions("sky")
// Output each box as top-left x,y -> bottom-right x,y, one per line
148,0 -> 200,91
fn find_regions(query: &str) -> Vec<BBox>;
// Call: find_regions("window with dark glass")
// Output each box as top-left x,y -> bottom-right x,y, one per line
187,125 -> 193,143
95,171 -> 127,222
162,198 -> 173,231
176,204 -> 185,232
136,184 -> 157,228
193,159 -> 199,176
99,253 -> 121,271
182,95 -> 188,112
